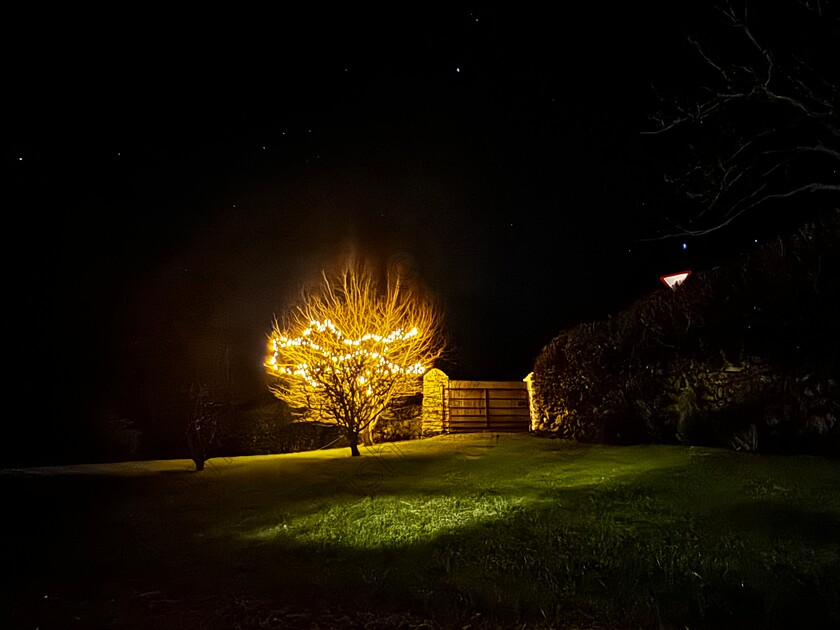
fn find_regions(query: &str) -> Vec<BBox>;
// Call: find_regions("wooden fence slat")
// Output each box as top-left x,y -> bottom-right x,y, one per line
444,379 -> 529,434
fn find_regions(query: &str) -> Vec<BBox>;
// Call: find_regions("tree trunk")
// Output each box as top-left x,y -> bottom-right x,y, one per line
348,432 -> 361,457
193,457 -> 205,471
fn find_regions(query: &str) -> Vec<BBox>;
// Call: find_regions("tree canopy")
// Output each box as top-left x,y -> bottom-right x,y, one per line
265,257 -> 446,455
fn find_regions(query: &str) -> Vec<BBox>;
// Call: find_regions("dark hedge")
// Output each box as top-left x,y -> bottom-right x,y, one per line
530,211 -> 839,453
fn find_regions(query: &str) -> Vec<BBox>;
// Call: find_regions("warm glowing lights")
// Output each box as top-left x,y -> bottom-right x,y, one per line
290,319 -> 419,347
264,259 -> 445,458
266,319 -> 428,391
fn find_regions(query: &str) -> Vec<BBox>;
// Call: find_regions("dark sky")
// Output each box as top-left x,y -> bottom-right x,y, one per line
7,5 -> 763,462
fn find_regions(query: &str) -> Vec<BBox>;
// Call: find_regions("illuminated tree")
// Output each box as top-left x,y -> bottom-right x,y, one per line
265,257 -> 446,456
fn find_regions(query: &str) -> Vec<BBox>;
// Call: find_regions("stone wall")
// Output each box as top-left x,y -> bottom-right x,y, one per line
523,372 -> 539,430
422,368 -> 449,435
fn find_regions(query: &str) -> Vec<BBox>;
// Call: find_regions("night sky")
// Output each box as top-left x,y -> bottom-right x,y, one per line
6,6 -> 806,464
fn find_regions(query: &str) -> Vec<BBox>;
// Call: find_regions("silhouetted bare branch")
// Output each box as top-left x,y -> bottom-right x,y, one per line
641,0 -> 840,241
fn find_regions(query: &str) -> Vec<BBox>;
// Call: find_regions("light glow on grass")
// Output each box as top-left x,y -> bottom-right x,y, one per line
248,494 -> 524,549
6,435 -> 839,628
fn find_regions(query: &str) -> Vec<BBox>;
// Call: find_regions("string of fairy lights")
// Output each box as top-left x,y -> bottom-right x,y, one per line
266,319 -> 426,391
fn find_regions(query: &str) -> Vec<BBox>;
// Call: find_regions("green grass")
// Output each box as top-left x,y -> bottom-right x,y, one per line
3,434 -> 839,629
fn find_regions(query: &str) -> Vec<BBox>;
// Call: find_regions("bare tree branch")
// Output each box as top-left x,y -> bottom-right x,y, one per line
265,256 -> 446,456
639,183 -> 840,241
640,0 -> 840,240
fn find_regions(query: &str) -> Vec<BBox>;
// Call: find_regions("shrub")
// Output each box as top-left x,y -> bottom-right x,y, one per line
530,211 -> 839,452
371,394 -> 423,443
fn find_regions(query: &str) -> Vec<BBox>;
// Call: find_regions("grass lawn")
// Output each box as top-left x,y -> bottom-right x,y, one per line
2,433 -> 839,629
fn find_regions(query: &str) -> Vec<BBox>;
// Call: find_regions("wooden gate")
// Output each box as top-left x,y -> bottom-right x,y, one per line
444,380 -> 530,433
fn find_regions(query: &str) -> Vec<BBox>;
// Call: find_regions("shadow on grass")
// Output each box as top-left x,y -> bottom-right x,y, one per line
721,502 -> 840,543
236,518 -> 837,629
3,442 -> 839,629
231,468 -> 840,628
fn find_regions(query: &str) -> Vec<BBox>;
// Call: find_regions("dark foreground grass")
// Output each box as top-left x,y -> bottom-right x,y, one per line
2,434 -> 838,629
